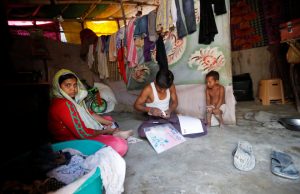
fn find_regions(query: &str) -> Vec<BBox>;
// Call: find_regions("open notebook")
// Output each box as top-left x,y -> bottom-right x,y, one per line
178,115 -> 204,135
144,123 -> 186,154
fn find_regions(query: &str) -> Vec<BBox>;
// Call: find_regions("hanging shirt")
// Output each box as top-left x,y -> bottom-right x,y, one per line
198,0 -> 227,44
156,0 -> 174,33
148,11 -> 159,42
171,0 -> 177,27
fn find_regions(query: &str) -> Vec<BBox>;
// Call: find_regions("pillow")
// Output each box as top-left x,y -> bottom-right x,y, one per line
126,62 -> 159,90
94,82 -> 117,113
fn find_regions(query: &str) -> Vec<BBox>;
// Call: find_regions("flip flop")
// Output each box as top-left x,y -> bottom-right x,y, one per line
233,141 -> 255,171
271,151 -> 300,180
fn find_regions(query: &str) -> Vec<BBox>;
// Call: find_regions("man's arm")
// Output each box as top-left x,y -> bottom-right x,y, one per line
168,84 -> 178,112
216,85 -> 225,109
134,85 -> 151,113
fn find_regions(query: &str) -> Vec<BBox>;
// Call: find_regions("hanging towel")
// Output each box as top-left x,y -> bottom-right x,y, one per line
96,37 -> 109,79
127,18 -> 138,68
109,33 -> 117,62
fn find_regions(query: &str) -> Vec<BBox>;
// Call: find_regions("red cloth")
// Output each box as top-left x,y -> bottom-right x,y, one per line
48,98 -> 128,156
117,47 -> 127,83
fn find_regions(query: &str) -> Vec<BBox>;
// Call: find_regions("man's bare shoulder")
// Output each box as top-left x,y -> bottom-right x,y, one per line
169,84 -> 176,91
141,84 -> 152,94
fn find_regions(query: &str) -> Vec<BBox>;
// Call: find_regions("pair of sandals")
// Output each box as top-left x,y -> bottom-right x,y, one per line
233,141 -> 299,180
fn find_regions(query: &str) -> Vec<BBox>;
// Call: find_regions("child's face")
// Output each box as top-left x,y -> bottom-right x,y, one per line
206,76 -> 217,89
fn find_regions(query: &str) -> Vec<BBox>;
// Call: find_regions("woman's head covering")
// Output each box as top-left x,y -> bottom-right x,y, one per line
52,69 -> 87,104
52,69 -> 103,130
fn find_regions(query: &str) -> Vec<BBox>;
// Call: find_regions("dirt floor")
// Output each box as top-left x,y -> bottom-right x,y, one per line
111,101 -> 300,194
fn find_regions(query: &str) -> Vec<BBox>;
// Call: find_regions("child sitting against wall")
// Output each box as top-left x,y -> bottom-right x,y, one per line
205,71 -> 225,128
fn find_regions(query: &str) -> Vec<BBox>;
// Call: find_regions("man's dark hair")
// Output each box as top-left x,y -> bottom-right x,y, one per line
206,71 -> 219,80
59,73 -> 77,85
156,70 -> 174,89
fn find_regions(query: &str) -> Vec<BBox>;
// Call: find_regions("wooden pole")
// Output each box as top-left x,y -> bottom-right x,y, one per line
119,0 -> 127,29
81,0 -> 102,20
13,0 -> 158,6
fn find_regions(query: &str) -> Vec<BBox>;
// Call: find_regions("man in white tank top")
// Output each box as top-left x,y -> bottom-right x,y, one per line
134,70 -> 179,138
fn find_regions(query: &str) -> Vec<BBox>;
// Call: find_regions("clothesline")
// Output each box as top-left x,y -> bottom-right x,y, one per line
81,0 -> 227,85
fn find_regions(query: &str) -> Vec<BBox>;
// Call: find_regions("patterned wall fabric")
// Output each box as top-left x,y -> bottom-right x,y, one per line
230,0 -> 268,51
126,0 -> 232,90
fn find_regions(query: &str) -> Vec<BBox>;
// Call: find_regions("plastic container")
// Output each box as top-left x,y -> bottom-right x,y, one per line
52,140 -> 105,194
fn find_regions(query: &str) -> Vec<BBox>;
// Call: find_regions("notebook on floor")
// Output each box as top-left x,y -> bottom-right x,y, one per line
144,123 -> 186,154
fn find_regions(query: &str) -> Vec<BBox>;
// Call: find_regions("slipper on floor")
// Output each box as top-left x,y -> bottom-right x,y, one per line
244,112 -> 255,120
271,151 -> 299,180
233,141 -> 255,171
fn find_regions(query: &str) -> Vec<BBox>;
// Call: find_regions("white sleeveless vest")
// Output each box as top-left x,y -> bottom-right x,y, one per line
145,82 -> 170,111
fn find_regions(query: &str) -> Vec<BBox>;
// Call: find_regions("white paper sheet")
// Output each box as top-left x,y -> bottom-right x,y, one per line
178,115 -> 204,135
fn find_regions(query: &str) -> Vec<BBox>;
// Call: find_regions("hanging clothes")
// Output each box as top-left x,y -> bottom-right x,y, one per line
174,0 -> 187,38
156,35 -> 169,71
86,42 -> 100,77
182,0 -> 196,34
117,46 -> 127,83
109,33 -> 117,62
101,36 -> 110,53
144,36 -> 155,62
126,18 -> 138,68
134,15 -> 148,37
156,0 -> 174,33
198,0 -> 227,44
79,28 -> 98,61
171,0 -> 177,27
96,37 -> 109,79
148,11 -> 159,42
174,0 -> 197,39
116,27 -> 125,49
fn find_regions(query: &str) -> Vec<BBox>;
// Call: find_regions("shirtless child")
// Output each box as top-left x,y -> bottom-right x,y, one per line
205,71 -> 225,127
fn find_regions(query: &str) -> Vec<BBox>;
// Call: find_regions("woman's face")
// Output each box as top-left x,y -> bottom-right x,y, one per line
60,78 -> 78,98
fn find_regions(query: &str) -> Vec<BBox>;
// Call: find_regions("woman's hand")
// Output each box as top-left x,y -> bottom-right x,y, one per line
103,126 -> 118,135
148,107 -> 163,117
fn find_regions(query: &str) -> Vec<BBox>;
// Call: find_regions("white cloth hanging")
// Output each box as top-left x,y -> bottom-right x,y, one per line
96,37 -> 109,79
